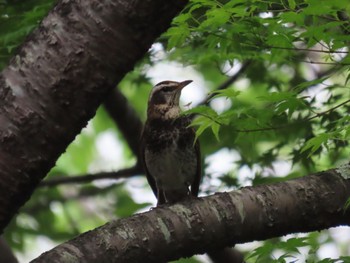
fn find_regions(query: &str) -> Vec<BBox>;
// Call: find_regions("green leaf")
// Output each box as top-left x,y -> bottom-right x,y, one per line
280,11 -> 304,26
165,25 -> 190,50
344,197 -> 350,211
209,88 -> 241,100
266,34 -> 293,49
287,0 -> 296,10
293,77 -> 328,93
246,242 -> 274,260
211,122 -> 220,141
184,105 -> 218,119
301,134 -> 330,155
191,116 -> 213,142
200,8 -> 232,29
258,92 -> 295,103
278,237 -> 309,253
345,72 -> 350,86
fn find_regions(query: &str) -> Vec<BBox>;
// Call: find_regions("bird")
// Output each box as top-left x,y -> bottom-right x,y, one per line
140,81 -> 238,262
140,80 -> 201,205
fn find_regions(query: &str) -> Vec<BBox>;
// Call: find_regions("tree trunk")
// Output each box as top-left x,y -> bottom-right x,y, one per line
31,167 -> 350,263
0,0 -> 188,231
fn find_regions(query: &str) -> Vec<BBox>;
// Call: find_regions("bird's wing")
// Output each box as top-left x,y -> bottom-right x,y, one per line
140,130 -> 158,198
191,137 -> 202,197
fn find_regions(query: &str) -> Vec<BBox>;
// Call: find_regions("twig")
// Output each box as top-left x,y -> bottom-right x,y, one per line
40,166 -> 142,187
204,32 -> 348,55
307,99 -> 350,121
234,99 -> 350,133
23,184 -> 119,214
266,45 -> 348,54
300,60 -> 350,66
234,125 -> 286,133
264,46 -> 349,54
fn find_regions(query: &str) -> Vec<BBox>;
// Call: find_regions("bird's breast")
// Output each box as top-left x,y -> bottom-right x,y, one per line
143,121 -> 198,191
145,144 -> 197,190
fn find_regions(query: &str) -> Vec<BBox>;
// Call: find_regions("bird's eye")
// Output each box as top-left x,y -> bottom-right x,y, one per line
162,86 -> 173,92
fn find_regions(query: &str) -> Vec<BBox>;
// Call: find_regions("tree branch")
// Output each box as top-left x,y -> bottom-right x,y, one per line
40,166 -> 142,187
0,236 -> 18,263
265,45 -> 348,54
299,60 -> 350,66
23,185 -> 118,215
31,166 -> 350,263
231,97 -> 350,133
0,0 -> 189,231
307,99 -> 350,121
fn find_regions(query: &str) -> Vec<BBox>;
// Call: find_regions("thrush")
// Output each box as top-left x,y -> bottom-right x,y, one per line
140,80 -> 201,205
140,81 -> 239,262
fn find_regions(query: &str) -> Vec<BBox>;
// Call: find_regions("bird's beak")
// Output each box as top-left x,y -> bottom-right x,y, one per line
177,80 -> 193,90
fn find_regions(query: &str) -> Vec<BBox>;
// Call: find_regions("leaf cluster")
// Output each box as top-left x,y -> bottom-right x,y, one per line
162,0 -> 350,175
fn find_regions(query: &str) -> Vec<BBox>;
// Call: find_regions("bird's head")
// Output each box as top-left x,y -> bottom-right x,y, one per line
147,80 -> 192,120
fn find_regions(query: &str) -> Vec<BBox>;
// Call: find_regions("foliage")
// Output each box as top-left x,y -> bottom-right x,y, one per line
167,0 -> 350,174
1,0 -> 350,262
247,237 -> 310,262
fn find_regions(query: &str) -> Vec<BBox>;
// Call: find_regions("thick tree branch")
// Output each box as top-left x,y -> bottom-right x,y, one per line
0,237 -> 18,263
0,0 -> 189,231
32,166 -> 350,263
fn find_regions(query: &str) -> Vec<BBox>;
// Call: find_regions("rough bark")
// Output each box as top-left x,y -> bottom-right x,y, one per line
0,0 -> 188,231
0,236 -> 18,263
31,167 -> 350,263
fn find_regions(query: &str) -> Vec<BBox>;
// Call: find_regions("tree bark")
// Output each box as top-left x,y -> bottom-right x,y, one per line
0,236 -> 18,263
0,0 -> 188,231
31,167 -> 350,263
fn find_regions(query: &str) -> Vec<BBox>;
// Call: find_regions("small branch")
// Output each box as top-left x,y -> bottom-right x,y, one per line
24,185 -> 118,214
40,166 -> 142,187
307,99 -> 350,121
204,32 -> 348,55
224,98 -> 350,134
314,62 -> 342,80
234,125 -> 286,133
266,45 -> 348,54
300,60 -> 350,66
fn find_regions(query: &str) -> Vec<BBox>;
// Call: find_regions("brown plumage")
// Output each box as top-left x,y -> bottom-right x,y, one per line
140,80 -> 201,205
